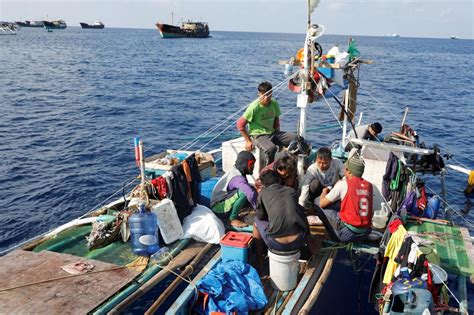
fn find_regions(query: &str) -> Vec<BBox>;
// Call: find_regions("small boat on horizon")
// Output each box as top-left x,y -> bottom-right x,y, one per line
450,35 -> 460,40
80,21 -> 105,29
155,20 -> 210,38
385,33 -> 400,37
43,20 -> 67,30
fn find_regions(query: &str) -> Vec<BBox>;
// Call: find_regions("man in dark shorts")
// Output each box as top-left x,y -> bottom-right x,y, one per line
237,81 -> 297,165
253,171 -> 313,268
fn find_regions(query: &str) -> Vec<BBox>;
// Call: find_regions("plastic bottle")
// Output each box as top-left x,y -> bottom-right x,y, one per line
400,267 -> 410,280
150,246 -> 170,264
129,203 -> 160,256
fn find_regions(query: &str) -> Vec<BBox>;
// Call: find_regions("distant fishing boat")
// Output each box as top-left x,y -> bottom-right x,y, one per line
0,22 -> 17,35
43,20 -> 67,30
15,20 -> 44,28
155,20 -> 209,38
450,35 -> 460,40
386,33 -> 400,37
80,21 -> 105,29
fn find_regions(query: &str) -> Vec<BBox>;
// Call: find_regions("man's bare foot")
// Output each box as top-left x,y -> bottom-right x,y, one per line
230,219 -> 248,228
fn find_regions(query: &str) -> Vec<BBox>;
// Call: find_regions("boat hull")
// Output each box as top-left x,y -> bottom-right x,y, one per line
43,21 -> 67,29
156,23 -> 209,38
80,22 -> 104,29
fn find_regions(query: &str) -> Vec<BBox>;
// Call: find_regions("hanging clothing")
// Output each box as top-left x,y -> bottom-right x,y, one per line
382,224 -> 407,284
382,152 -> 399,200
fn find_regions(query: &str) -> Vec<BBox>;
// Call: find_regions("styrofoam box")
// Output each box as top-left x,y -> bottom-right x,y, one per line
151,199 -> 184,244
221,137 -> 264,184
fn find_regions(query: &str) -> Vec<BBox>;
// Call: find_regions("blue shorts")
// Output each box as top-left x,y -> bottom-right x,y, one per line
254,218 -> 305,252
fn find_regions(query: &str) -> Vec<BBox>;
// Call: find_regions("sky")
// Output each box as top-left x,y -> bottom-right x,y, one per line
1,0 -> 473,39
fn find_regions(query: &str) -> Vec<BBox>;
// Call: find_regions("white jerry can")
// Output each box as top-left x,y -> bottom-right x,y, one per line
152,199 -> 184,244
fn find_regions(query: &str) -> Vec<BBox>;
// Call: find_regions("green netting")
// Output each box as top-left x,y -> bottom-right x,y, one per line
32,225 -> 139,266
406,222 -> 474,276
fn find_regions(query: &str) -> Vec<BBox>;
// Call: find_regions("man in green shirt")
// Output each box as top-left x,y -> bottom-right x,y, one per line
236,81 -> 296,165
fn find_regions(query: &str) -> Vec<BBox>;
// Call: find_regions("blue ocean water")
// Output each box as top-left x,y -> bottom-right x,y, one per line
1,27 -> 473,312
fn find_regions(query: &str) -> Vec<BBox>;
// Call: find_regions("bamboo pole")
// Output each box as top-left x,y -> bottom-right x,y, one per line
298,249 -> 337,314
145,243 -> 214,314
108,243 -> 206,314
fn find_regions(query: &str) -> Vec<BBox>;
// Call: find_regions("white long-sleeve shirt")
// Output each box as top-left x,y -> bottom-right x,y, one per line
298,158 -> 345,208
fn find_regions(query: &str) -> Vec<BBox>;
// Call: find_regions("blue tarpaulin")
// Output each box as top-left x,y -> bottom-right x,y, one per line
196,260 -> 267,314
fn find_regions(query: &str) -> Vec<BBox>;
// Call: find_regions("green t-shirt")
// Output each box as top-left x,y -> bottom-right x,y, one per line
242,99 -> 281,136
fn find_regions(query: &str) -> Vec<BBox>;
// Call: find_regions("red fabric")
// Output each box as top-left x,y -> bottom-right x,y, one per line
273,116 -> 280,131
388,218 -> 403,233
340,177 -> 373,228
425,260 -> 439,305
150,176 -> 168,199
417,186 -> 428,211
236,117 -> 247,131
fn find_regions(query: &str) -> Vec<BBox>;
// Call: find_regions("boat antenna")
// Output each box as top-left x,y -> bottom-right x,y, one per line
307,0 -> 320,29
171,12 -> 174,25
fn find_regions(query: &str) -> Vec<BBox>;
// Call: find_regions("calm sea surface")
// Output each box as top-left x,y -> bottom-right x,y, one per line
1,27 -> 473,312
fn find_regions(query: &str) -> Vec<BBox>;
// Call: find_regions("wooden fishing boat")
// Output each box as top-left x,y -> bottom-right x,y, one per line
0,2 -> 472,315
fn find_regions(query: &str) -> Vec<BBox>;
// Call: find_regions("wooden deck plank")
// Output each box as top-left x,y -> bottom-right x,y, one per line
0,249 -> 139,314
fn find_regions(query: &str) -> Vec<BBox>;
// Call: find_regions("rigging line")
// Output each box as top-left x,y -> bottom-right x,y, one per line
447,156 -> 471,171
320,93 -> 399,211
362,88 -> 470,168
1,178 -> 139,256
80,178 -> 138,218
428,261 -> 468,315
424,185 -> 474,228
197,75 -> 301,152
322,81 -> 359,139
180,70 -> 300,151
363,89 -> 406,122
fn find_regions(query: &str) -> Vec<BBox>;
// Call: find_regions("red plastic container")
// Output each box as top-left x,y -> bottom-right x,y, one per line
220,232 -> 252,262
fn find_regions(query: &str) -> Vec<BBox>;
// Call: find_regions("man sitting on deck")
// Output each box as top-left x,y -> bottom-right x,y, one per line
253,171 -> 314,268
237,81 -> 297,166
299,147 -> 345,213
316,154 -> 374,242
211,151 -> 257,228
255,154 -> 298,192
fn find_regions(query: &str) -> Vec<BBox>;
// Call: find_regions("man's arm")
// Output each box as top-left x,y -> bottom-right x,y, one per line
319,187 -> 332,208
237,117 -> 253,151
273,117 -> 280,133
231,176 -> 258,209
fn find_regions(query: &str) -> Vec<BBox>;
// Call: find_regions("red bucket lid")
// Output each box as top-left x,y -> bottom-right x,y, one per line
220,232 -> 252,248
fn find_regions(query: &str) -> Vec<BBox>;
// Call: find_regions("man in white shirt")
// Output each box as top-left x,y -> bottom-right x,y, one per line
345,122 -> 383,151
298,147 -> 344,212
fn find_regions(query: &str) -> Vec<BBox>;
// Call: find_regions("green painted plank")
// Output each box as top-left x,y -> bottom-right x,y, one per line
406,222 -> 474,276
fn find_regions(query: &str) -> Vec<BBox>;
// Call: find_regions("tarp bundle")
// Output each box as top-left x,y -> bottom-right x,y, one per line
196,260 -> 267,314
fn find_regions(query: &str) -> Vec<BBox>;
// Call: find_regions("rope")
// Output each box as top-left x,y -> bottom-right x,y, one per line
0,261 -> 149,292
195,70 -> 300,152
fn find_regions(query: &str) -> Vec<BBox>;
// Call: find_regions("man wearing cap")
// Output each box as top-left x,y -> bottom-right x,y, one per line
211,151 -> 257,228
316,154 -> 373,242
346,122 -> 383,151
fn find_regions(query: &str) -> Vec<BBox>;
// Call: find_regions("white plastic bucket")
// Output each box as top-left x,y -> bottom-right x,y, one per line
372,202 -> 389,229
268,250 -> 300,291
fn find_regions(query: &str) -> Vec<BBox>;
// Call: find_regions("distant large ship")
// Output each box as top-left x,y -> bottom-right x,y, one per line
80,21 -> 105,29
15,20 -> 45,27
155,21 -> 209,38
43,20 -> 67,30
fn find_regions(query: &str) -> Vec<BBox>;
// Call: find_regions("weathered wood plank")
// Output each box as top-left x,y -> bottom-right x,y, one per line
0,250 -> 139,314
